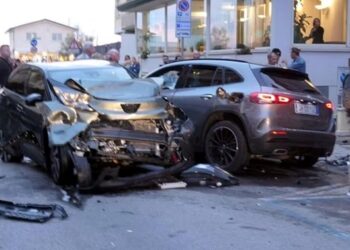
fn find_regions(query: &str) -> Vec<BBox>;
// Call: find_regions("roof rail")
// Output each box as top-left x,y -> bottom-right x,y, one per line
169,58 -> 248,63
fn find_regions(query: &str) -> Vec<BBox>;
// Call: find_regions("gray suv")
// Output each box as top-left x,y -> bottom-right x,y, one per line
146,59 -> 336,172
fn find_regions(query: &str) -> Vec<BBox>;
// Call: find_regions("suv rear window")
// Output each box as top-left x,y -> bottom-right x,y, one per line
254,68 -> 320,94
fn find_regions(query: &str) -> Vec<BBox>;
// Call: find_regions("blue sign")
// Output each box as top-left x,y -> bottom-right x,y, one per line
179,0 -> 190,12
176,0 -> 191,38
31,38 -> 38,47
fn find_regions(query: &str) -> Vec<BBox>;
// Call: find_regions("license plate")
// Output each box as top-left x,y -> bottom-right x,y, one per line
294,103 -> 319,116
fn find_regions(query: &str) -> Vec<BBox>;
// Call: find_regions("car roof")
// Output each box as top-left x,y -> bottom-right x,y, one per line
28,60 -> 121,71
154,58 -> 266,69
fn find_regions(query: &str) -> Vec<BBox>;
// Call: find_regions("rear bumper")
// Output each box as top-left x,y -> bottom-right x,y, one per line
249,129 -> 336,157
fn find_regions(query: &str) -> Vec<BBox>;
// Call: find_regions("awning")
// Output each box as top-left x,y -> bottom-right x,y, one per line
117,0 -> 156,12
117,0 -> 174,12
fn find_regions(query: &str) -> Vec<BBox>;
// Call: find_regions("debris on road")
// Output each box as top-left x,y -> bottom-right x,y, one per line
60,186 -> 83,208
154,176 -> 187,189
0,175 -> 5,180
325,155 -> 350,167
0,199 -> 68,223
180,164 -> 239,187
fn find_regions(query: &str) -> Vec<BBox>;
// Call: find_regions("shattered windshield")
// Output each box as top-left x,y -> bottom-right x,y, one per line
48,67 -> 133,88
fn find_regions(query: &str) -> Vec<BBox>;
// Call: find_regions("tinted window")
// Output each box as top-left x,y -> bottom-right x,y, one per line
257,68 -> 319,94
212,68 -> 223,86
6,69 -> 28,95
185,65 -> 217,88
27,70 -> 45,96
224,69 -> 242,84
149,66 -> 184,89
48,67 -> 133,89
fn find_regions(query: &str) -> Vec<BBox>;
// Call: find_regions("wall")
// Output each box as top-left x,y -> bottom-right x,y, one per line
120,33 -> 137,63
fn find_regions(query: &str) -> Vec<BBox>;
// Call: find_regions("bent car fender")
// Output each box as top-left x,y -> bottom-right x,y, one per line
47,123 -> 88,146
37,102 -> 98,146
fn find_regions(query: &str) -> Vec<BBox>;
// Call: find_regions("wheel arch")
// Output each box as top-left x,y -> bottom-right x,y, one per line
200,111 -> 251,152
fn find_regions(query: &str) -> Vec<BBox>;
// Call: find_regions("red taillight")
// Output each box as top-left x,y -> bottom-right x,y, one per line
325,102 -> 333,110
271,130 -> 287,136
249,92 -> 292,104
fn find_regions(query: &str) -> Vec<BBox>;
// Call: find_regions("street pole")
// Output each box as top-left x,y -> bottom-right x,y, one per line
181,37 -> 184,58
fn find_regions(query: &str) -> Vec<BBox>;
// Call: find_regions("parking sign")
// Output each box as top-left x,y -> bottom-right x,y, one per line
176,0 -> 191,38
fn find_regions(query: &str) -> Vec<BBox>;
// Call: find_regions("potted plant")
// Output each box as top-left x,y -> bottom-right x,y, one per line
294,0 -> 311,43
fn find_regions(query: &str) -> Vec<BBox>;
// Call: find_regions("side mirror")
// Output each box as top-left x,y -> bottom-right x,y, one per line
25,93 -> 43,106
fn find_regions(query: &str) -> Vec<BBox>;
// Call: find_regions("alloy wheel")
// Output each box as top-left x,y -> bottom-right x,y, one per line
206,126 -> 239,167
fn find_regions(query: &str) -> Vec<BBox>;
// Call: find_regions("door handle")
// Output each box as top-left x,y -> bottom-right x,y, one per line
200,94 -> 213,100
16,104 -> 23,112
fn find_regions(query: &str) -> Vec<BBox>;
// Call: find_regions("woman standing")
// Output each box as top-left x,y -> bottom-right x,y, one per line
130,57 -> 140,77
307,18 -> 324,44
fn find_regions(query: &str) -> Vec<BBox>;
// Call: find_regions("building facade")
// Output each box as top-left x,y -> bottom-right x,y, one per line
116,0 -> 350,106
7,19 -> 77,61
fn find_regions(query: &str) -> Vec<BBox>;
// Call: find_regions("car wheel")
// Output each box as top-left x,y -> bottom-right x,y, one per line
283,155 -> 319,168
49,145 -> 75,185
1,148 -> 23,163
205,121 -> 249,173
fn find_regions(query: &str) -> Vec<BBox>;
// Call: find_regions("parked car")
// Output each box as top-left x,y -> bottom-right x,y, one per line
0,60 -> 193,189
146,59 -> 336,172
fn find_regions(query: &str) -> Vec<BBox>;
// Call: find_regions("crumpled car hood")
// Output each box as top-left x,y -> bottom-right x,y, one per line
85,79 -> 159,101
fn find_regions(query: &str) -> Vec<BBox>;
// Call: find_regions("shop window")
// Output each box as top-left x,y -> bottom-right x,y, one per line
294,0 -> 347,44
167,4 -> 180,53
136,12 -> 144,54
148,8 -> 166,54
169,0 -> 206,54
236,0 -> 272,49
210,0 -> 236,50
137,1 -> 205,55
137,8 -> 165,55
210,0 -> 271,50
183,0 -> 206,53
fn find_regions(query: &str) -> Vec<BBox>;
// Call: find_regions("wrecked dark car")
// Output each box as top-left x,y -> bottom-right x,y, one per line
0,60 -> 193,189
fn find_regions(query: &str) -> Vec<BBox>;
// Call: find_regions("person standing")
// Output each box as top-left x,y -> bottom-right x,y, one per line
123,55 -> 132,69
76,42 -> 95,60
267,51 -> 279,66
162,54 -> 170,65
306,18 -> 324,44
0,45 -> 13,87
106,49 -> 120,64
288,47 -> 306,73
192,51 -> 201,59
129,57 -> 140,77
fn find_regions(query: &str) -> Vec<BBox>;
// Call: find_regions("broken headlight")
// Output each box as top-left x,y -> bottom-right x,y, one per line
53,87 -> 92,111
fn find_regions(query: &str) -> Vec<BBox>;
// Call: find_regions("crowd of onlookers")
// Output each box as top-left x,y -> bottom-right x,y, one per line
1,40 -> 308,89
76,42 -> 141,76
162,47 -> 307,74
266,47 -> 306,73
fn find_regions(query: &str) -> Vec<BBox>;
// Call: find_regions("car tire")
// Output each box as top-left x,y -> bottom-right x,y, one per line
49,145 -> 75,185
204,121 -> 249,173
282,155 -> 319,168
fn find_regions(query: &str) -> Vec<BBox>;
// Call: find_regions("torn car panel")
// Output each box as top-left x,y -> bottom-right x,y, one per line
0,199 -> 68,223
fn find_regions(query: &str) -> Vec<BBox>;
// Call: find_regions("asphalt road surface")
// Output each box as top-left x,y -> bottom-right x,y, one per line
0,153 -> 349,250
